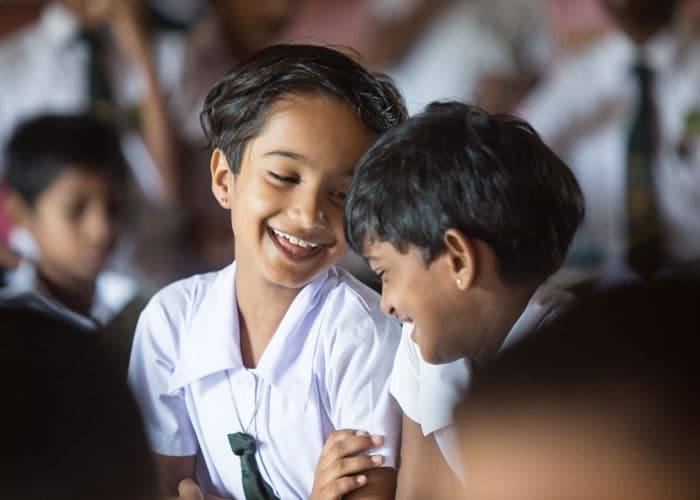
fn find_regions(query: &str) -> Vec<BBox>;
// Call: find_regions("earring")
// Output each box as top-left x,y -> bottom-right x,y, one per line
456,278 -> 463,288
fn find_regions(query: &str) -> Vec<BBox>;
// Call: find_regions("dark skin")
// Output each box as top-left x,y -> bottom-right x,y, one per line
394,415 -> 462,500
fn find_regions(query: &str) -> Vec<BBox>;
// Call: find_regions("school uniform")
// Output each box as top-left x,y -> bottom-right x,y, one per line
389,284 -> 576,476
128,262 -> 401,499
519,28 -> 700,283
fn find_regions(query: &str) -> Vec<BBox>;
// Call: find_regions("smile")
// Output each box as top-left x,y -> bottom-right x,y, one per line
268,227 -> 329,261
271,227 -> 321,248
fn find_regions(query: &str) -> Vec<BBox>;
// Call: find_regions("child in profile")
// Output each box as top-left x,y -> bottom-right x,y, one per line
344,101 -> 585,498
128,44 -> 407,500
1,113 -> 137,330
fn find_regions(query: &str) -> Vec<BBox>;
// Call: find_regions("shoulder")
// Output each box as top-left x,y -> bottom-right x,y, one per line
137,268 -> 223,337
321,268 -> 400,341
313,268 -> 401,370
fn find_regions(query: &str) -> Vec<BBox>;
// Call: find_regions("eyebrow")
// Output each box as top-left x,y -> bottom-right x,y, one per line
263,149 -> 356,178
263,150 -> 307,162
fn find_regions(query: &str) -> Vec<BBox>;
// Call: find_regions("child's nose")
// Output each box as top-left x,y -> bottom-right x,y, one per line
85,207 -> 115,245
380,294 -> 397,318
290,192 -> 328,230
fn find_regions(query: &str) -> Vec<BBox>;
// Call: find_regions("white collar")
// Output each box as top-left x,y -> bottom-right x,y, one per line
169,262 -> 338,407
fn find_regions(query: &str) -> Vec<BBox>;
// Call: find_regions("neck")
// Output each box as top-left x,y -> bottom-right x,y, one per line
37,264 -> 95,317
468,285 -> 535,364
235,262 -> 302,369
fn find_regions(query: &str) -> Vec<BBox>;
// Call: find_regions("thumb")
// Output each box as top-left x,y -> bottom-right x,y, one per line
177,478 -> 204,500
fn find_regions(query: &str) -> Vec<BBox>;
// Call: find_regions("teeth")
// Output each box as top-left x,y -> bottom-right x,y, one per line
272,228 -> 320,248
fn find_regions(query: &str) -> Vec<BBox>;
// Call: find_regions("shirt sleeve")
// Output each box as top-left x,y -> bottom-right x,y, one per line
324,310 -> 402,468
127,290 -> 198,456
389,322 -> 422,424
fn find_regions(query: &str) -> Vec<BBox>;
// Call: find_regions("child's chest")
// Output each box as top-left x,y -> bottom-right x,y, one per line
184,369 -> 332,499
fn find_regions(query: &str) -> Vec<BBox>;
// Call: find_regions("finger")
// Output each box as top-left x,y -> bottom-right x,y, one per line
323,429 -> 363,450
317,430 -> 374,468
329,454 -> 385,479
323,473 -> 368,498
327,433 -> 384,462
177,478 -> 205,500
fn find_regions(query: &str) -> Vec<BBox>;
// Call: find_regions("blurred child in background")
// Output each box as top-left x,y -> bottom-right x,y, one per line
1,114 -> 141,339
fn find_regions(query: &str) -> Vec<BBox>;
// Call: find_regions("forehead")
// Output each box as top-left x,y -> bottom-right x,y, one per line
244,94 -> 374,172
363,239 -> 419,264
40,167 -> 120,199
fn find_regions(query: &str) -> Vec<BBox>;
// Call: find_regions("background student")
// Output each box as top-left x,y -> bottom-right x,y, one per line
128,44 -> 407,500
0,113 -> 141,337
520,0 -> 700,285
344,101 -> 585,499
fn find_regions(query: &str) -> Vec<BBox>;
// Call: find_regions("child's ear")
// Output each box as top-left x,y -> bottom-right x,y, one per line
4,192 -> 32,228
211,148 -> 235,209
443,228 -> 476,291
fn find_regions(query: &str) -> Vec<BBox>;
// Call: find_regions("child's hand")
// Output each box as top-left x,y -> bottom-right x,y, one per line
310,429 -> 385,500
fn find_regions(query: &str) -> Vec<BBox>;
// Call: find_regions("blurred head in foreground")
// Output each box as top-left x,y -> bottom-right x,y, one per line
455,281 -> 699,500
0,306 -> 155,500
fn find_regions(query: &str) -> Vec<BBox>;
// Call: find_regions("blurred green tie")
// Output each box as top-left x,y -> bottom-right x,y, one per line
625,59 -> 664,278
228,432 -> 280,500
78,29 -> 116,120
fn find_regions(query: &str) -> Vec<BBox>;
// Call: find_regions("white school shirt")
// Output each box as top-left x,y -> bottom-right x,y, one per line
128,262 -> 401,499
519,29 -> 700,283
389,284 -> 576,476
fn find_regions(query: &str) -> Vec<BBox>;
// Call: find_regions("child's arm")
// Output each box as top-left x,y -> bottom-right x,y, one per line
310,430 -> 394,500
395,415 -> 461,500
153,453 -> 196,497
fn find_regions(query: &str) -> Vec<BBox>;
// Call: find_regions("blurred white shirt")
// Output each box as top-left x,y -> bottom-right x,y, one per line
520,28 -> 700,283
0,3 -> 189,199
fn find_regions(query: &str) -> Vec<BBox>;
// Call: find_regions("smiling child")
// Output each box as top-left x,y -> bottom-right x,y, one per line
128,44 -> 407,500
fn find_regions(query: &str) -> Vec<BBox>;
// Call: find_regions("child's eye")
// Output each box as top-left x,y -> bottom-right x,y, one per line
376,269 -> 387,283
268,171 -> 298,184
66,200 -> 87,221
330,191 -> 347,202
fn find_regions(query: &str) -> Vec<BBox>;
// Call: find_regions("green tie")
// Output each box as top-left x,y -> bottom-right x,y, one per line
228,432 -> 280,500
78,29 -> 116,120
625,59 -> 664,278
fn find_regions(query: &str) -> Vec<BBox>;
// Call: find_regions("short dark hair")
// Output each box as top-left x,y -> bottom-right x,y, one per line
200,44 -> 407,174
456,281 -> 700,487
0,306 -> 156,500
344,101 -> 585,288
4,114 -> 129,207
